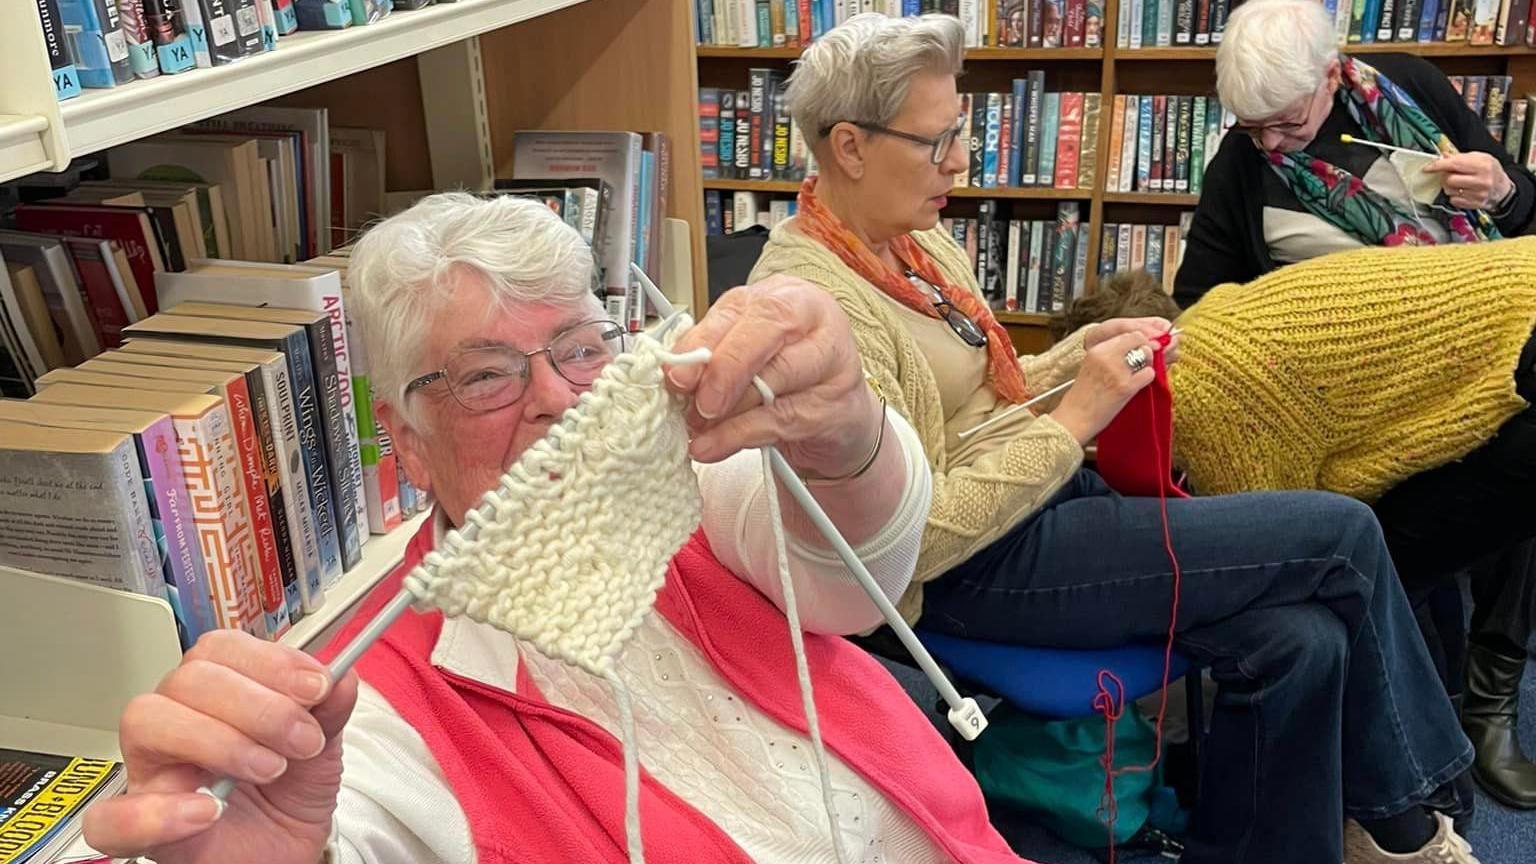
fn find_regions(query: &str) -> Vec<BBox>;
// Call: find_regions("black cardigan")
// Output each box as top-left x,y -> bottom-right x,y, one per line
1172,53 -> 1536,308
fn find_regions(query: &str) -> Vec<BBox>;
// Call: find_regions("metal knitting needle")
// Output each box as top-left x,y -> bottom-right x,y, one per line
1339,134 -> 1435,157
957,326 -> 1182,441
635,263 -> 988,740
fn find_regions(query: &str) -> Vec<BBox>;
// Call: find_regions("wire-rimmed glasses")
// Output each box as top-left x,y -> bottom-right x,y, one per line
404,320 -> 627,412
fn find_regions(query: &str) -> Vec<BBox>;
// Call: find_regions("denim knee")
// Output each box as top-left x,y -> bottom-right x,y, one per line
1266,605 -> 1350,687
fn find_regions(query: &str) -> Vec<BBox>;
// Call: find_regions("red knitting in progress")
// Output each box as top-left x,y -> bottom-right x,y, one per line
1088,331 -> 1185,864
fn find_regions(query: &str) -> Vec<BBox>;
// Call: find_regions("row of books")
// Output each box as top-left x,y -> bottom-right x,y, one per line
1323,0 -> 1535,46
0,251 -> 430,650
12,104 -> 382,272
1096,214 -> 1194,292
1104,94 -> 1234,196
699,71 -> 817,183
505,130 -> 674,332
1451,75 -> 1536,168
1114,0 -> 1228,47
36,0 -> 430,102
954,83 -> 1104,190
697,0 -> 1017,49
704,189 -> 801,234
947,201 -> 1093,313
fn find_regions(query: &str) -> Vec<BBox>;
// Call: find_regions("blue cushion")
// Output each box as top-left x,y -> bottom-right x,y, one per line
915,629 -> 1192,720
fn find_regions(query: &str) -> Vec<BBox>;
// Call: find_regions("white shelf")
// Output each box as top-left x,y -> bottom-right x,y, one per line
283,510 -> 431,650
0,0 -> 589,184
0,511 -> 430,761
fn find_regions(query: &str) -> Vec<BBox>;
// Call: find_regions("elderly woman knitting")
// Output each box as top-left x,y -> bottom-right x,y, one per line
750,13 -> 1479,864
1176,0 -> 1535,306
84,192 -> 1045,864
1172,0 -> 1536,812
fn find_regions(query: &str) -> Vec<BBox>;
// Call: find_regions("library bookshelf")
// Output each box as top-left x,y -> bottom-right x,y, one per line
692,4 -> 1536,346
0,0 -> 717,745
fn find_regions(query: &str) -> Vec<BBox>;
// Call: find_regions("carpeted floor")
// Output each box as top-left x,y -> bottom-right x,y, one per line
876,658 -> 1536,863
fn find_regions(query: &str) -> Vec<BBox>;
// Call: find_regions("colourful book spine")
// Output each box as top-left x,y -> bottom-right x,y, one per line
221,379 -> 288,638
34,0 -> 83,100
177,405 -> 264,637
1078,93 -> 1101,190
1190,96 -> 1209,195
983,92 -> 1003,187
1136,95 -> 1154,192
1054,91 -> 1084,189
1149,95 -> 1166,191
1106,95 -> 1127,192
139,416 -> 219,647
1038,92 -> 1061,191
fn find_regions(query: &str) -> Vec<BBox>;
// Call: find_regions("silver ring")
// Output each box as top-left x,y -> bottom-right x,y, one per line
1124,347 -> 1149,373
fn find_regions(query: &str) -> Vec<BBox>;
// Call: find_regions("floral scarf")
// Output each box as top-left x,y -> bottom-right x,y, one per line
1264,56 -> 1501,247
794,176 -> 1033,404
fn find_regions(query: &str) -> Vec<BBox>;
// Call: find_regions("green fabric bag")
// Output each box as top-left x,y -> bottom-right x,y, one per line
972,703 -> 1159,848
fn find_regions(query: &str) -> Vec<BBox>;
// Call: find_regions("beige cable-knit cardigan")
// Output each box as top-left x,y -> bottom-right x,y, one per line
751,219 -> 1089,624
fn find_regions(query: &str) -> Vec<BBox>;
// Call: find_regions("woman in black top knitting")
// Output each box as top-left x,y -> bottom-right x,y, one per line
1171,0 -> 1536,829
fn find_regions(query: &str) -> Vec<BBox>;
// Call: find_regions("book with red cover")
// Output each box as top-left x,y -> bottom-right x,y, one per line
59,237 -> 128,348
1065,0 -> 1087,45
13,203 -> 165,315
1054,92 -> 1085,189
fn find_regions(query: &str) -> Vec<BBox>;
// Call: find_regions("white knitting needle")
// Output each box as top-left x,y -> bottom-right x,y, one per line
634,263 -> 988,740
1339,134 -> 1435,157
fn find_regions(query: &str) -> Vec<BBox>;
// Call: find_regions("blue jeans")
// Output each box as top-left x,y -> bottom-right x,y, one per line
921,470 -> 1473,864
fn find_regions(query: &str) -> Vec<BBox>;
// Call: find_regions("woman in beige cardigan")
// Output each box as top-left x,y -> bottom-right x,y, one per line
749,13 -> 1479,864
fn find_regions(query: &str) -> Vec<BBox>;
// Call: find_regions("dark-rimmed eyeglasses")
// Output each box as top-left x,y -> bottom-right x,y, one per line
820,115 -> 967,164
906,271 -> 988,348
404,319 -> 627,413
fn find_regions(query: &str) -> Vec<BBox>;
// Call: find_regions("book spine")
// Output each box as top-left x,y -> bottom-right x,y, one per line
180,407 -> 264,637
1099,222 -> 1118,275
1176,94 -> 1192,192
283,332 -> 343,586
1079,93 -> 1101,190
1051,203 -> 1077,311
1009,79 -> 1027,187
984,93 -> 1003,187
1210,0 -> 1228,40
179,0 -> 212,66
222,376 -> 289,638
1190,95 -> 1208,195
1054,91 -> 1084,189
35,0 -> 83,100
1024,72 -> 1045,185
717,90 -> 736,180
1072,219 -> 1089,300
1039,91 -> 1061,189
244,368 -> 303,626
1106,95 -> 1127,192
1377,0 -> 1397,39
1175,0 -> 1195,41
302,321 -> 362,575
699,88 -> 720,179
1005,220 -> 1021,311
1086,0 -> 1103,45
318,295 -> 367,546
1136,95 -> 1154,191
118,0 -> 162,79
748,70 -> 767,179
1396,0 -> 1421,38
1149,95 -> 1166,191
263,357 -> 324,612
969,93 -> 986,186
772,87 -> 791,180
106,437 -> 166,599
1119,95 -> 1138,192
997,94 -> 1014,188
734,89 -> 752,177
1163,93 -> 1178,191
1195,0 -> 1213,42
139,417 -> 219,647
1157,0 -> 1174,44
1146,223 -> 1165,281
1065,0 -> 1086,45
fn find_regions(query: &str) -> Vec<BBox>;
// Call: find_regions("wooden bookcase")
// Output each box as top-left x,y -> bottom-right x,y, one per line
691,3 -> 1536,350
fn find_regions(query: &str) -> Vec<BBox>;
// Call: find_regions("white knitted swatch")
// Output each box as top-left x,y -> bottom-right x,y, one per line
400,317 -> 846,864
404,326 -> 703,677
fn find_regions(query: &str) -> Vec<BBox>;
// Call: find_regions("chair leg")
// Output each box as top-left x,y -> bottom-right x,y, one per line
1183,669 -> 1205,797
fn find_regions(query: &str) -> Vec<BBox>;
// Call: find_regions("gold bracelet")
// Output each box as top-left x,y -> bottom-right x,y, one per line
799,396 -> 889,486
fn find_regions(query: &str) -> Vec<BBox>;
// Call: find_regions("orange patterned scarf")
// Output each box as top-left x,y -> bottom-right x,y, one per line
794,176 -> 1031,403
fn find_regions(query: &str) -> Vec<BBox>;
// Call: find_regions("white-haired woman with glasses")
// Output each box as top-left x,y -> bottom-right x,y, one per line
749,12 -> 1479,864
1175,0 -> 1535,306
85,192 -> 1056,864
1174,0 -> 1536,819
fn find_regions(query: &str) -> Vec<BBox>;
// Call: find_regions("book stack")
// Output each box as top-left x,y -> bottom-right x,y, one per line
698,0 -> 1020,49
34,0 -> 440,104
0,747 -> 124,864
1104,93 -> 1234,197
943,200 -> 1089,314
1115,0 -> 1229,47
503,131 -> 672,333
1096,212 -> 1194,293
0,260 -> 431,652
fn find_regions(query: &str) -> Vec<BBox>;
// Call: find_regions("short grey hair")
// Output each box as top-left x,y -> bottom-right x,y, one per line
347,191 -> 602,431
1216,0 -> 1338,121
785,13 -> 965,144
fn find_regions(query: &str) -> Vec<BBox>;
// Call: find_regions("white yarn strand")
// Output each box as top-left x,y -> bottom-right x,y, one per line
753,386 -> 849,864
607,668 -> 646,864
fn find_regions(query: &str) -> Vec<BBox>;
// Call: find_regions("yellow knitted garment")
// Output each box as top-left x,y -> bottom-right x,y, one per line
1171,237 -> 1536,502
